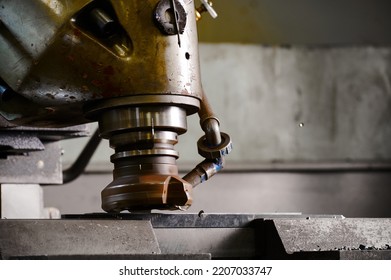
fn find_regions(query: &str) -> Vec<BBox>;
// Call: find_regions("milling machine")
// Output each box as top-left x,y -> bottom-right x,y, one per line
0,0 -> 231,212
0,0 -> 390,260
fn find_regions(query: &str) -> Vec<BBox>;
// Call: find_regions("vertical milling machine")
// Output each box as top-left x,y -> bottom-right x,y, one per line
2,1 -> 391,260
0,0 -> 231,212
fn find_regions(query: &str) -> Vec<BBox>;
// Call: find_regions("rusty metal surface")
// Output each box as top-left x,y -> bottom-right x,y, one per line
273,218 -> 391,253
0,219 -> 160,260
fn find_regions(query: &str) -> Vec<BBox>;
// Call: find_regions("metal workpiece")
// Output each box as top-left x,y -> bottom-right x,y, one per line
0,219 -> 161,259
272,218 -> 391,253
257,218 -> 391,259
2,214 -> 390,260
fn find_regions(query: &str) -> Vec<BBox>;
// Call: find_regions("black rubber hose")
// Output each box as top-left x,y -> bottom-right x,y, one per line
62,128 -> 102,184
